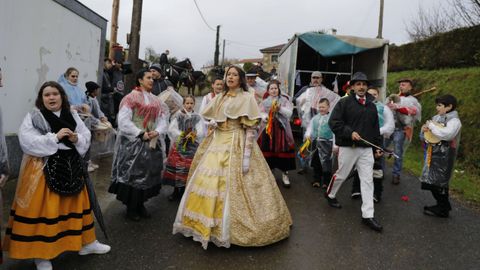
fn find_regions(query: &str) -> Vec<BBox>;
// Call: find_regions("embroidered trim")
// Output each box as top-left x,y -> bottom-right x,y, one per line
206,145 -> 231,153
189,185 -> 226,199
173,224 -> 230,250
195,166 -> 228,177
182,209 -> 223,228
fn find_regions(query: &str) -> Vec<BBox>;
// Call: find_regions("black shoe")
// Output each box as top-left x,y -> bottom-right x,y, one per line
168,187 -> 183,202
298,168 -> 306,175
137,205 -> 151,218
392,175 -> 400,185
326,197 -> 342,208
126,209 -> 141,221
351,192 -> 361,199
362,218 -> 383,232
423,205 -> 449,218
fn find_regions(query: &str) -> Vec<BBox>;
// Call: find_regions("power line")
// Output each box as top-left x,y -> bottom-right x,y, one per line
192,0 -> 216,31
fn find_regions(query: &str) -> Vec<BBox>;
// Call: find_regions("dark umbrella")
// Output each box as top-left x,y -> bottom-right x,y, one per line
83,161 -> 108,239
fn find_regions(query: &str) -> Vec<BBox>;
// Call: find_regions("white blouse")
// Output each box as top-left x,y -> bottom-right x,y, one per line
117,90 -> 168,138
19,110 -> 91,157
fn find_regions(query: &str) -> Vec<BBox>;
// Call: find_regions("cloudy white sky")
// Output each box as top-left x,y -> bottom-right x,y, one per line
78,0 -> 440,69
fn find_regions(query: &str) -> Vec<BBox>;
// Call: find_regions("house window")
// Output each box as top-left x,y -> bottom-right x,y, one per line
271,54 -> 278,63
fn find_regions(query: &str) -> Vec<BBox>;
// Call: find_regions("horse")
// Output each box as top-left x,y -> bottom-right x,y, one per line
177,70 -> 207,96
166,58 -> 193,90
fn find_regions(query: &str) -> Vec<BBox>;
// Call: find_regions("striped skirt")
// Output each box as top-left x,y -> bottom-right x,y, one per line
3,156 -> 96,260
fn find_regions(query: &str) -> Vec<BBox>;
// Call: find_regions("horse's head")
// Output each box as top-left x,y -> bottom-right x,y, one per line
185,58 -> 192,70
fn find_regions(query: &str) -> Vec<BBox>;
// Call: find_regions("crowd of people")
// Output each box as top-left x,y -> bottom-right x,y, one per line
0,62 -> 463,269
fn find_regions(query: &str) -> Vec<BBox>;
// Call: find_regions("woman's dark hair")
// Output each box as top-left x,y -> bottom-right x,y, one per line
435,94 -> 457,112
64,67 -> 79,78
135,68 -> 151,86
223,65 -> 248,92
266,79 -> 281,95
35,81 -> 71,111
183,94 -> 195,104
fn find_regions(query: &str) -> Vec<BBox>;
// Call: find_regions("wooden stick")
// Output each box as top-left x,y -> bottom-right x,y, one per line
359,137 -> 400,158
413,87 -> 437,97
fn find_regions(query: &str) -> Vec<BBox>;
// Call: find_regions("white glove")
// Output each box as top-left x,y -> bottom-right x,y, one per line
242,128 -> 256,175
207,119 -> 218,128
242,157 -> 250,174
261,114 -> 268,123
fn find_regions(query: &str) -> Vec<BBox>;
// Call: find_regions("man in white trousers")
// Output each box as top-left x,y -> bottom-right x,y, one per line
326,72 -> 384,232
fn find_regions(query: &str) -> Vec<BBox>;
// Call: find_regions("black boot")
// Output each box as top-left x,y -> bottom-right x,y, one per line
373,177 -> 383,203
126,206 -> 140,221
168,187 -> 184,201
137,204 -> 151,218
322,172 -> 332,190
351,172 -> 361,199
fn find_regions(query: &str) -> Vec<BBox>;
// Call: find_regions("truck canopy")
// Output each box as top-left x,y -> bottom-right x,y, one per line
278,32 -> 389,99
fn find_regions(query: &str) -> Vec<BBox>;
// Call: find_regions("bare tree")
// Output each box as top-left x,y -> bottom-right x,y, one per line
450,0 -> 480,26
406,4 -> 456,41
145,46 -> 159,63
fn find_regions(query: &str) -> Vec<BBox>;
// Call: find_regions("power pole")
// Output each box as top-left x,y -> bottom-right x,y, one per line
214,25 -> 220,67
125,0 -> 143,92
221,39 -> 225,67
377,0 -> 384,39
108,0 -> 120,60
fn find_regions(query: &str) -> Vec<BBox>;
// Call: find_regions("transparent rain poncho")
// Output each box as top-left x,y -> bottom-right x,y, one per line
419,111 -> 461,189
163,109 -> 205,186
111,89 -> 169,190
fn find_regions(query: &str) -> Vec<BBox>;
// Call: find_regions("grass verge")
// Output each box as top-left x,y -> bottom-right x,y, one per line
401,146 -> 480,208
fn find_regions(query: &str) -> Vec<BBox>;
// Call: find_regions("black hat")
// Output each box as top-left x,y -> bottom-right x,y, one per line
85,81 -> 100,93
150,64 -> 162,74
350,72 -> 369,84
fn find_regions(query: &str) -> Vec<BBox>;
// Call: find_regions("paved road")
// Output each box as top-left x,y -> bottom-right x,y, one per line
2,154 -> 479,270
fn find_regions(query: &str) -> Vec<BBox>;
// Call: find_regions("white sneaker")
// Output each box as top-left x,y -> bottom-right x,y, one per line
282,173 -> 291,187
79,240 -> 111,255
34,259 -> 52,270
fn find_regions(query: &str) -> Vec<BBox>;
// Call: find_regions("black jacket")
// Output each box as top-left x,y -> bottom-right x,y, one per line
328,91 -> 381,148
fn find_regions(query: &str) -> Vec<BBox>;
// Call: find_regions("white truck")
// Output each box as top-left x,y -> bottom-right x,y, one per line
278,32 -> 389,99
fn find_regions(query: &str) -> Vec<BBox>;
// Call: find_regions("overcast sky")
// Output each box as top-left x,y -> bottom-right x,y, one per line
78,0 -> 440,69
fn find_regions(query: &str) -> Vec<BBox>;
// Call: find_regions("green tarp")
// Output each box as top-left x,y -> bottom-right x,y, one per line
298,32 -> 387,57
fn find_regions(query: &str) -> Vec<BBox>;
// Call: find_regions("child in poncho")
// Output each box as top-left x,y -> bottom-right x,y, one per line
163,95 -> 205,200
420,94 -> 461,218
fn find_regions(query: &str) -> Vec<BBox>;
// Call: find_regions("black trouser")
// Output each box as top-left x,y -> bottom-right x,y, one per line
311,148 -> 323,180
431,188 -> 451,213
351,171 -> 383,198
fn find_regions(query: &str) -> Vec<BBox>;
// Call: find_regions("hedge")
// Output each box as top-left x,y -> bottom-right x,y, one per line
388,25 -> 480,71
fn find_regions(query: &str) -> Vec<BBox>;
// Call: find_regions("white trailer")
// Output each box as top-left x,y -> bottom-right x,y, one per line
0,0 -> 107,175
278,32 -> 389,100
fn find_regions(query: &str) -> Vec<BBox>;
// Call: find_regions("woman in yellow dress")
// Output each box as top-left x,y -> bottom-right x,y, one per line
173,66 -> 292,249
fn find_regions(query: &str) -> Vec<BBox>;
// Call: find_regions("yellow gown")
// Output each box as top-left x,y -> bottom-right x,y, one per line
173,88 -> 292,249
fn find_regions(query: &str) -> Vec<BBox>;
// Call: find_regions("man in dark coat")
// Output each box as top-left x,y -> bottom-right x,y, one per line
326,72 -> 384,232
159,49 -> 170,72
101,58 -> 115,123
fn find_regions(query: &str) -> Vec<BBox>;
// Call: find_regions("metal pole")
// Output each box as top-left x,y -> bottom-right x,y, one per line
108,0 -> 120,60
125,0 -> 143,93
214,25 -> 220,66
221,39 -> 225,66
377,0 -> 384,39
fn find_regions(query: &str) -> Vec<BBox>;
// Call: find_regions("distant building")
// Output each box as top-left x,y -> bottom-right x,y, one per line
260,44 -> 285,72
234,58 -> 263,69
